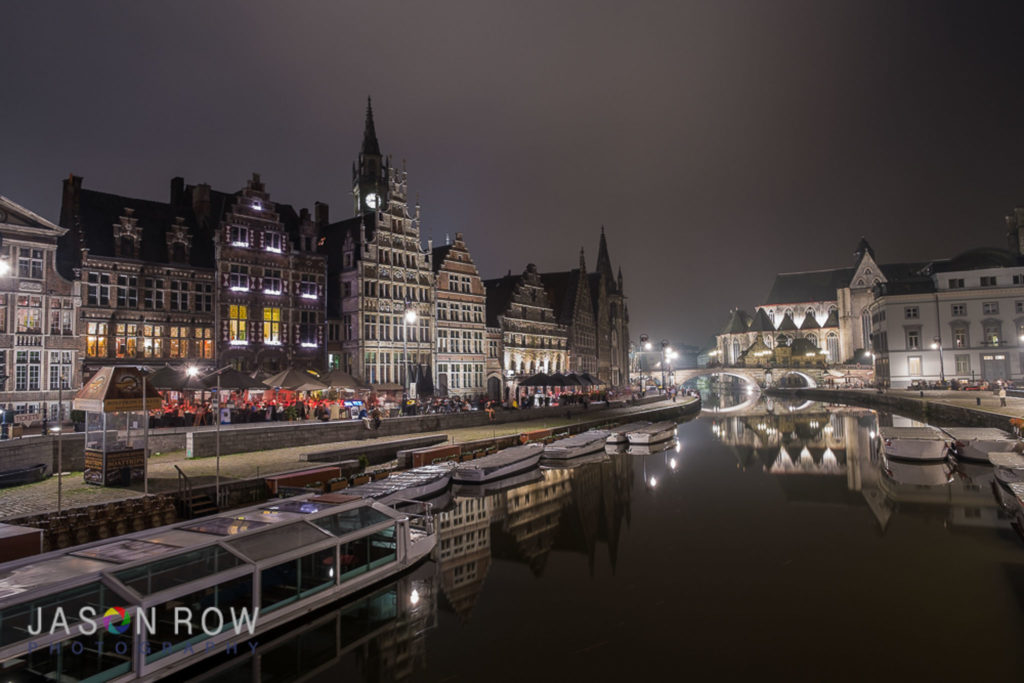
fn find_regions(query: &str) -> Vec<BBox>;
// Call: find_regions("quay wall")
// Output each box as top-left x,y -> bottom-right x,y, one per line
768,388 -> 1013,430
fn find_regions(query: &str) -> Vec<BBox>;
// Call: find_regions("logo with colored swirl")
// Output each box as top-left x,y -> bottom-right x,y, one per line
103,606 -> 131,634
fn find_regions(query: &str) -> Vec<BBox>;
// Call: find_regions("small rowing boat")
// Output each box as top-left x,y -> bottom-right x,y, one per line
542,430 -> 609,460
605,421 -> 652,444
626,421 -> 677,445
452,443 -> 544,483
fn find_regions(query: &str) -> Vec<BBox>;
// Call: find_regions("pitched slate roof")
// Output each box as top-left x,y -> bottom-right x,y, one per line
799,314 -> 820,330
749,308 -> 774,332
822,309 -> 839,328
776,313 -> 798,331
763,268 -> 854,305
930,248 -> 1019,273
430,243 -> 454,274
540,270 -> 580,326
484,275 -> 519,327
721,309 -> 752,334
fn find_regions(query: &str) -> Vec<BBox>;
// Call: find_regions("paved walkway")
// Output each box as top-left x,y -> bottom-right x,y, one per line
0,397 -> 693,521
822,388 -> 1024,420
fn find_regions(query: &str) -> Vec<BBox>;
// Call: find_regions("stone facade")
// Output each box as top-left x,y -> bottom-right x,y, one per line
541,249 -> 598,374
432,233 -> 486,398
213,174 -> 326,373
592,228 -> 629,386
0,195 -> 82,425
485,264 -> 568,401
323,101 -> 435,394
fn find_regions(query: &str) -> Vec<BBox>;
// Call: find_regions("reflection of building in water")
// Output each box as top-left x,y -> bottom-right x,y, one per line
711,404 -> 1007,533
491,468 -> 575,574
190,562 -> 438,683
435,497 -> 493,622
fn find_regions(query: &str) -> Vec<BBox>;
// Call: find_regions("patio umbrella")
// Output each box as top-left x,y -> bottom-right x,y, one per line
262,368 -> 329,392
204,368 -> 268,391
518,372 -> 551,387
561,373 -> 584,387
568,373 -> 593,387
320,369 -> 366,390
147,365 -> 207,391
547,372 -> 570,386
581,372 -> 605,386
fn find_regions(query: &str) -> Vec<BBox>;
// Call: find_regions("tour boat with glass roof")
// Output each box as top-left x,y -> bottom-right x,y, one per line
0,492 -> 435,681
451,443 -> 544,483
345,462 -> 456,504
541,430 -> 610,461
626,421 -> 678,445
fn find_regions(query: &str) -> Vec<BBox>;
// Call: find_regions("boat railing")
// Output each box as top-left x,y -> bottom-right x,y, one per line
389,498 -> 435,535
174,464 -> 193,518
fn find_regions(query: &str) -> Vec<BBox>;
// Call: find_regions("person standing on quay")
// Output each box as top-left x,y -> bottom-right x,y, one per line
999,386 -> 1007,407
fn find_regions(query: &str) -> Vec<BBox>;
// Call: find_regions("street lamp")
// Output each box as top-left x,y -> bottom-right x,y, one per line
931,336 -> 945,384
403,305 -> 418,397
204,364 -> 232,506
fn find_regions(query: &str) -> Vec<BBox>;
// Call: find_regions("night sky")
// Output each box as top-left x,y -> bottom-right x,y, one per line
4,1 -> 1024,348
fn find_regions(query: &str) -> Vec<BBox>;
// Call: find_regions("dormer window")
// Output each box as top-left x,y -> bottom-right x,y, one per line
113,209 -> 141,259
167,216 -> 192,263
265,232 -> 283,253
253,202 -> 262,211
229,225 -> 249,247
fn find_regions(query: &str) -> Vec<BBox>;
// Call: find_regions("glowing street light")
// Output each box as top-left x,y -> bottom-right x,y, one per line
403,304 -> 418,396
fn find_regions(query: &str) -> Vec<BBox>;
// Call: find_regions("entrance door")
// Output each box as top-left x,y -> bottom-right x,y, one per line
982,354 -> 1009,382
487,376 -> 501,400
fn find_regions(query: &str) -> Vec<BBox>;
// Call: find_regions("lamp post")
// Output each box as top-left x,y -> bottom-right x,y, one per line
403,305 -> 418,399
193,364 -> 231,506
660,340 -> 670,394
53,371 -> 67,512
931,337 -> 945,384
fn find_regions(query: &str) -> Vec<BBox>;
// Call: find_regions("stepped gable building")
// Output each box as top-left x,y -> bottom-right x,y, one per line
485,264 -> 568,402
0,195 -> 82,426
59,175 -> 216,377
321,100 -> 435,392
590,228 -> 629,386
59,173 -> 327,377
540,248 -> 598,374
431,233 -> 486,398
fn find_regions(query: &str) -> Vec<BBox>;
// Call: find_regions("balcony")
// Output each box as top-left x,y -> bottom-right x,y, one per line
16,334 -> 42,347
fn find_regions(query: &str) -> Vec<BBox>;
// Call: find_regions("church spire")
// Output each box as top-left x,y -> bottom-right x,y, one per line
362,97 -> 381,157
596,225 -> 614,285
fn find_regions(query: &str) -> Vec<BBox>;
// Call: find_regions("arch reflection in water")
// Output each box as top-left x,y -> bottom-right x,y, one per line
706,398 -> 1011,534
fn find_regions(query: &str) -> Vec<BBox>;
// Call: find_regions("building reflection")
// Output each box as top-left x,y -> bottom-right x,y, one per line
432,452 -> 634,620
708,401 -> 1009,533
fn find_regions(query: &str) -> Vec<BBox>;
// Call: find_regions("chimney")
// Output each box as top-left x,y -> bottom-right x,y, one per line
314,201 -> 329,227
191,183 -> 211,224
170,177 -> 185,206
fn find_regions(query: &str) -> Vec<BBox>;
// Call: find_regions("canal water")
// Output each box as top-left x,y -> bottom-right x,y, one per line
180,395 -> 1024,682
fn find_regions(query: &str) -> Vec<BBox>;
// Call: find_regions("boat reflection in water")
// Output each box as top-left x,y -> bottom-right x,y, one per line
706,397 -> 1011,533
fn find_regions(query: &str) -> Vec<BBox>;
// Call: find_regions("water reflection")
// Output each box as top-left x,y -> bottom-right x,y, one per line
706,399 -> 1011,533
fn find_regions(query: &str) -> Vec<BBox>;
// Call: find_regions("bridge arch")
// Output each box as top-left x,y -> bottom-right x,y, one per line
776,370 -> 818,388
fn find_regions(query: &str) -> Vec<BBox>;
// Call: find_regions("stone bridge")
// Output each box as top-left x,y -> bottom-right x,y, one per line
669,367 -> 823,389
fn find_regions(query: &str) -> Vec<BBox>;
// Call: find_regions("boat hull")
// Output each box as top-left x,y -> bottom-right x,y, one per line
0,463 -> 47,488
542,435 -> 608,460
883,440 -> 948,463
452,447 -> 543,483
626,421 -> 678,445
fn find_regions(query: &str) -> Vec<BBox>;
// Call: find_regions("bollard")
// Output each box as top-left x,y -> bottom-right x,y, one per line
976,397 -> 981,406
919,390 -> 924,398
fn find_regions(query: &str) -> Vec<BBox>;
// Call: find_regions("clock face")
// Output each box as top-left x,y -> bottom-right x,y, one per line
365,193 -> 379,210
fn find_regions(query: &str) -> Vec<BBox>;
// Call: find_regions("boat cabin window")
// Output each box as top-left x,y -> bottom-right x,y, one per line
312,506 -> 392,537
338,528 -> 398,582
114,546 -> 243,596
260,547 -> 336,612
0,581 -> 127,648
227,523 -> 333,562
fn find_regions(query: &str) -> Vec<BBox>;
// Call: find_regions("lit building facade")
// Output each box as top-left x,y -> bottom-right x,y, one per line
541,249 -> 598,374
432,232 -> 486,397
322,101 -> 435,393
0,195 -> 82,425
592,229 -> 630,386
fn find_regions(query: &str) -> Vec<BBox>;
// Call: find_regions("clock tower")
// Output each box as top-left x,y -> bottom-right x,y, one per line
352,97 -> 388,215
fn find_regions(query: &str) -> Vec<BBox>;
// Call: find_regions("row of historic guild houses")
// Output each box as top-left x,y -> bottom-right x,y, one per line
0,101 -> 630,422
713,203 -> 1024,388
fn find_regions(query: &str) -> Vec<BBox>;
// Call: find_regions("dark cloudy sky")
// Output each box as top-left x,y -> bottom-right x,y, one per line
4,1 -> 1024,348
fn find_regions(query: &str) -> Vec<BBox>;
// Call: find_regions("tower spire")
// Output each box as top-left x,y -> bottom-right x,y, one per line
362,97 -> 380,156
596,225 -> 614,284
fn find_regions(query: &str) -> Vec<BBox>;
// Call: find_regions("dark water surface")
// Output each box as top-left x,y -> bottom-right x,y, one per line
191,399 -> 1024,682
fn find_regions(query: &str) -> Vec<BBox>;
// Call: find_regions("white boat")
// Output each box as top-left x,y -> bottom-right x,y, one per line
626,420 -> 678,445
879,426 -> 950,462
452,442 -> 544,483
542,452 -> 611,469
0,493 -> 435,681
605,421 -> 652,444
453,468 -> 545,497
346,462 -> 455,504
942,427 -> 1021,463
627,438 -> 678,456
882,458 -> 954,486
542,430 -> 610,460
989,452 -> 1024,469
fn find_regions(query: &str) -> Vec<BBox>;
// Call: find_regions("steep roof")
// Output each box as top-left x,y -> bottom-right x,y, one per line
930,247 -> 1020,273
430,243 -> 454,274
484,275 -> 519,327
540,270 -> 580,326
74,188 -> 216,268
721,309 -> 751,334
776,313 -> 798,331
799,314 -> 820,330
763,268 -> 853,305
749,308 -> 774,332
822,309 -> 839,328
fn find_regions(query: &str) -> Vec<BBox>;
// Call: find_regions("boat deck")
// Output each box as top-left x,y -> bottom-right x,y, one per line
879,426 -> 945,441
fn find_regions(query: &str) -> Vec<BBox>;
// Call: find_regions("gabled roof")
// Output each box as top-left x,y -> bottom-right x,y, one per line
799,314 -> 820,330
763,268 -> 853,305
0,195 -> 66,237
776,313 -> 798,331
930,248 -> 1020,273
749,308 -> 774,332
540,270 -> 580,326
721,309 -> 752,334
822,309 -> 839,328
484,275 -> 519,327
430,243 -> 454,273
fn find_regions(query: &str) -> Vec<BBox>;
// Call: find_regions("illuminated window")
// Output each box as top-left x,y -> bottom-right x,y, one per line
115,323 -> 139,358
194,327 -> 213,358
17,248 -> 43,279
15,295 -> 41,333
169,326 -> 189,358
299,279 -> 318,299
229,305 -> 248,344
229,225 -> 249,246
908,356 -> 922,376
86,322 -> 108,357
263,307 -> 282,345
265,232 -> 283,253
229,265 -> 250,291
48,298 -> 73,335
141,325 -> 163,357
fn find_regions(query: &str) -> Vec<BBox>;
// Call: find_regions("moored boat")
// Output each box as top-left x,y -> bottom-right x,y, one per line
345,462 -> 455,504
0,463 -> 47,488
881,458 -> 955,486
605,421 -> 652,444
626,420 -> 678,445
627,438 -> 678,456
452,442 -> 544,483
942,427 -> 1021,463
541,452 -> 611,469
542,430 -> 610,460
879,426 -> 950,463
0,492 -> 435,681
452,468 -> 545,497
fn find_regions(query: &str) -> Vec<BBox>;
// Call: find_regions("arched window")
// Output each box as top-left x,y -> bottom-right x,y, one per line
805,307 -> 815,321
826,332 -> 839,363
805,333 -> 818,346
861,310 -> 871,349
731,339 -> 741,364
768,309 -> 775,325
